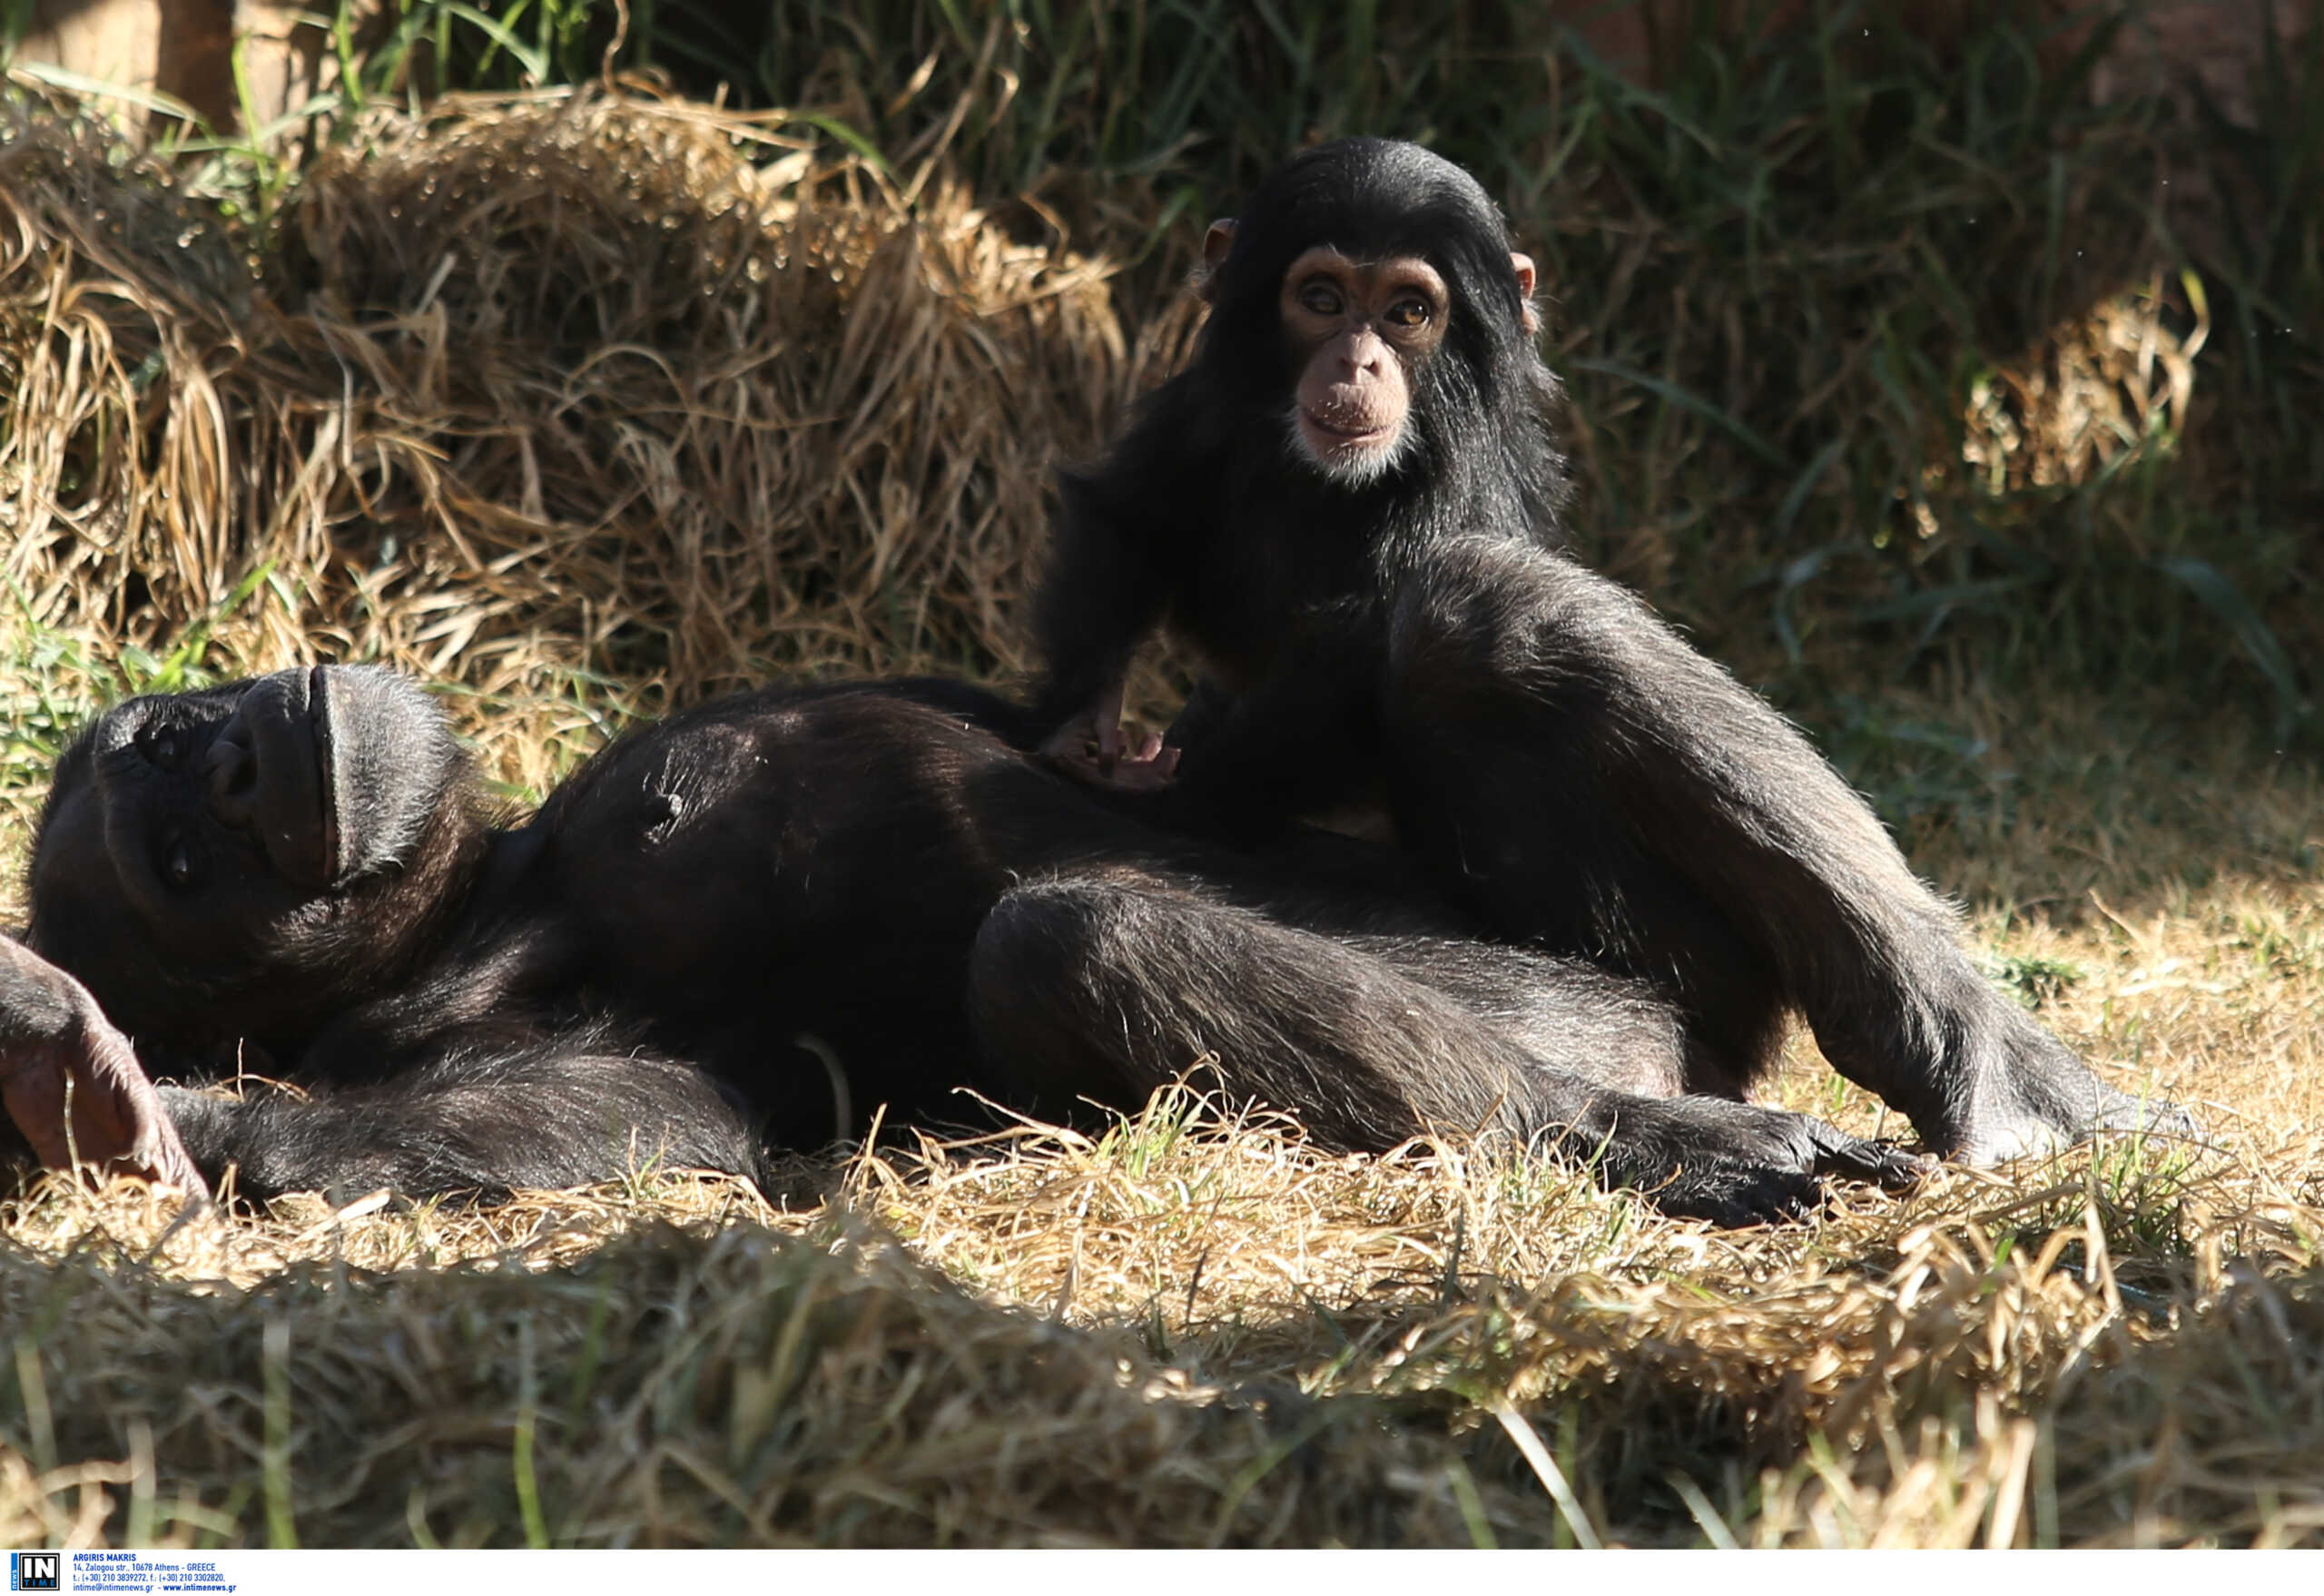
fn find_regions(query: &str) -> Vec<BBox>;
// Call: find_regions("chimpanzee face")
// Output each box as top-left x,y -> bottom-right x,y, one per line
25,665 -> 469,1047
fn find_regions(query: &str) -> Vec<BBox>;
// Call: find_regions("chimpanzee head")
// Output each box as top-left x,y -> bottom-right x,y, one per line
25,665 -> 483,1050
1196,137 -> 1553,491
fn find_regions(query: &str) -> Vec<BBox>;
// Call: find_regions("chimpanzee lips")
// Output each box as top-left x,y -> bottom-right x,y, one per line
1288,397 -> 1411,487
1300,404 -> 1395,446
224,666 -> 339,891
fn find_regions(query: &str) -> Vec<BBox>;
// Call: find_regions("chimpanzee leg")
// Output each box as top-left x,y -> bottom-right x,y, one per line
1383,536 -> 2190,1161
966,868 -> 1925,1225
1334,933 -> 1705,1098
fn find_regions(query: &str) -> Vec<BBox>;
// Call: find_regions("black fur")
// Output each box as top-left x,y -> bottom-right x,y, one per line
158,1037 -> 765,1202
1028,138 -> 2189,1165
1034,139 -> 1563,744
5,667 -> 1925,1224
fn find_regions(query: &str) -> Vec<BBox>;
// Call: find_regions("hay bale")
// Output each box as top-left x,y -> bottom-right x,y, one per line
0,87 -> 1165,771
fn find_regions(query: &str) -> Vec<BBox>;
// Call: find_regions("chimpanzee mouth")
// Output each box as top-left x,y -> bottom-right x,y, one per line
1298,406 -> 1396,448
210,665 -> 340,892
1289,405 -> 1411,487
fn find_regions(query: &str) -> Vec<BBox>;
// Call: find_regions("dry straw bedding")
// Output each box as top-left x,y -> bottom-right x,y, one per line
2,1076 -> 2321,1550
1,86 -> 1197,782
1,87 -> 2322,1547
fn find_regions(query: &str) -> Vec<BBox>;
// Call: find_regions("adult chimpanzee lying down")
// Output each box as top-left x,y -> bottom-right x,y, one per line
1031,137 -> 2192,1168
0,664 -> 1958,1226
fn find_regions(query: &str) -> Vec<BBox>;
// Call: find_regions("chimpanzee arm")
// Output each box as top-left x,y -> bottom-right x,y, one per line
294,913 -> 581,1087
159,1040 -> 765,1201
0,929 -> 760,1202
1029,468 -> 1174,736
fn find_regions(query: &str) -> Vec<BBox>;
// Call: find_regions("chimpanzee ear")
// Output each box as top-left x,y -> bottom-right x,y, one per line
1197,220 -> 1237,301
1511,251 -> 1540,337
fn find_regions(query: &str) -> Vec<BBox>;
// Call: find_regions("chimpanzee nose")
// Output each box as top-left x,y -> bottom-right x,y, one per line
1338,333 -> 1385,381
203,724 -> 261,827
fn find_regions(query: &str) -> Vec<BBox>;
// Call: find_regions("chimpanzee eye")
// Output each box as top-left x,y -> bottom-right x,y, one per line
1385,297 -> 1431,329
143,726 -> 183,769
1297,280 -> 1344,317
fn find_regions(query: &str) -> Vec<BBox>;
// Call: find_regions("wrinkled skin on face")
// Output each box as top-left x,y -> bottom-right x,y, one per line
1276,245 -> 1450,485
1207,212 -> 1540,495
1263,239 -> 1537,490
2,665 -> 478,1186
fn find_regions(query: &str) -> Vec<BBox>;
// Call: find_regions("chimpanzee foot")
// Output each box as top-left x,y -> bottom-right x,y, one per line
1568,1095 -> 1932,1227
1954,1079 -> 2200,1166
1917,1009 -> 2197,1167
0,935 -> 208,1195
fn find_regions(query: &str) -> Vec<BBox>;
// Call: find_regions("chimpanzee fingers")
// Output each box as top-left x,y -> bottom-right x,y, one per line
1037,698 -> 1185,790
1036,714 -> 1094,763
4,1035 -> 202,1190
1110,739 -> 1182,792
1600,1097 -> 1935,1224
0,935 -> 206,1196
1043,727 -> 1181,793
1039,715 -> 1119,784
1093,680 -> 1128,763
1649,1165 -> 1824,1227
1660,1145 -> 1916,1227
1805,1122 -> 1933,1191
79,1026 -> 209,1195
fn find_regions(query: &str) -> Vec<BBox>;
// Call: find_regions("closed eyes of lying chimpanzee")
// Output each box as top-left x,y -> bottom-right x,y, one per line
0,664 -> 1930,1226
1029,135 -> 2191,1166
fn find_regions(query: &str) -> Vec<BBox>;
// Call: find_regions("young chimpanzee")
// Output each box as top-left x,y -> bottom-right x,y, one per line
1029,136 -> 2189,1165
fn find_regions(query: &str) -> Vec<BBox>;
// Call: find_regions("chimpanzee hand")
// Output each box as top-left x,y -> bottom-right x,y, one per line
1044,725 -> 1182,793
1566,1094 -> 1931,1227
0,935 -> 207,1196
1039,681 -> 1181,793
